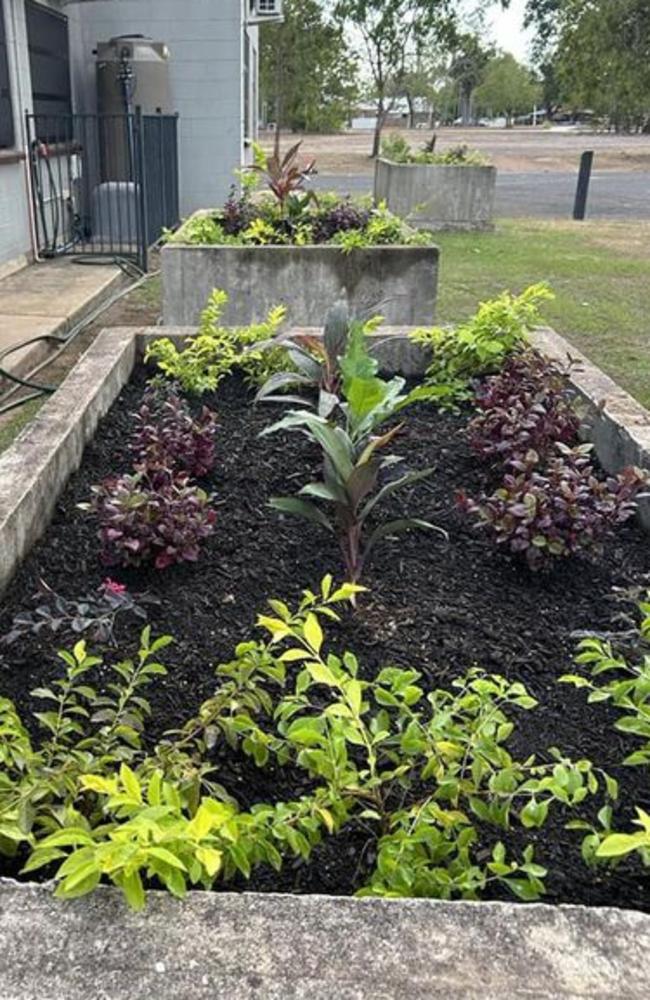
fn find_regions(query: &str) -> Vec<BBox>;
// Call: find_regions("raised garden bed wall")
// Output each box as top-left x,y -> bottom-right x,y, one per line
2,882 -> 650,1000
1,323 -> 650,603
161,242 -> 439,327
374,158 -> 497,232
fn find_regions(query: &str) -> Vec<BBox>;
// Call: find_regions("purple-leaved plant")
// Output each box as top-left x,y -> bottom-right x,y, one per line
469,351 -> 580,470
457,444 -> 646,570
131,381 -> 218,480
88,470 -> 217,571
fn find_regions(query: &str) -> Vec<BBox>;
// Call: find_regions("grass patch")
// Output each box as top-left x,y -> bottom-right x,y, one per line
433,218 -> 650,408
0,397 -> 44,454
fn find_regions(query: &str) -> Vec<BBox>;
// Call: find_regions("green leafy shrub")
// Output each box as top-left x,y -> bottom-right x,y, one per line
381,133 -> 489,167
409,283 -> 555,407
0,579 -> 612,910
145,289 -> 288,394
561,596 -> 650,866
561,595 -> 650,767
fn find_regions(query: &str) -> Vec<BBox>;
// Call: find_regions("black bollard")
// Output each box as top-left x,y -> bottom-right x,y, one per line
573,151 -> 594,221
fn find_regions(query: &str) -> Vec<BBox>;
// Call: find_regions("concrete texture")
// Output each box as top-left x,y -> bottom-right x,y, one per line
0,326 -> 137,597
161,243 -> 440,327
374,159 -> 497,231
0,257 -> 124,380
1,880 -> 650,1000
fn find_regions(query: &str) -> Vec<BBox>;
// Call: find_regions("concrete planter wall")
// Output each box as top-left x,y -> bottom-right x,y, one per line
161,242 -> 439,327
374,158 -> 497,232
2,325 -> 650,996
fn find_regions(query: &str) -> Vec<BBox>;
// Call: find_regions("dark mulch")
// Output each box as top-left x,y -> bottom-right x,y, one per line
2,367 -> 650,910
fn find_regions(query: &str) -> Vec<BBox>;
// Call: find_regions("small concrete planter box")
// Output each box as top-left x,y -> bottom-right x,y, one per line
161,241 -> 440,327
374,158 -> 497,232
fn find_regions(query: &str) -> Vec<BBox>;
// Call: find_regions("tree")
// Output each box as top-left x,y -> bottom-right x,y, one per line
550,0 -> 650,131
260,0 -> 359,133
334,0 -> 456,156
474,53 -> 541,126
517,0 -> 650,131
448,33 -> 494,125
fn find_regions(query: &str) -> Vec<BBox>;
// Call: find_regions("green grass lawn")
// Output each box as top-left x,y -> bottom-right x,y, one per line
433,218 -> 650,408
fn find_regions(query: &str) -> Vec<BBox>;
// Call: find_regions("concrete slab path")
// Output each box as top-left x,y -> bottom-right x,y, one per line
0,258 -> 123,377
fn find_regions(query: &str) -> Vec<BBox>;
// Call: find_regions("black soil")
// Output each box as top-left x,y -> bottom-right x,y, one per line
2,368 -> 650,910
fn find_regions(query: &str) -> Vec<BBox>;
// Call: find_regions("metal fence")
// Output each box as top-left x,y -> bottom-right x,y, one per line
25,109 -> 179,272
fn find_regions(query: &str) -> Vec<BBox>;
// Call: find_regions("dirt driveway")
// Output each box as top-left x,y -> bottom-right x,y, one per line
261,127 -> 650,175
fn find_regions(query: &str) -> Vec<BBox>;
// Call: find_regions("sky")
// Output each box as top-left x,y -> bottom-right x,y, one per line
484,0 -> 534,63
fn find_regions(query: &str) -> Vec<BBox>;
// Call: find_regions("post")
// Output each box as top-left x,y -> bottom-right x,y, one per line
573,150 -> 594,221
134,106 -> 149,272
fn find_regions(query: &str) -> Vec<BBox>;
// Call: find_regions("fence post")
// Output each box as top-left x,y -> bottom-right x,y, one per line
573,150 -> 594,221
134,106 -> 149,272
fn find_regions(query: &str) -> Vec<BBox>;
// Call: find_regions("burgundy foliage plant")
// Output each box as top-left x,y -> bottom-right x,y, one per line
457,445 -> 647,570
468,351 -> 580,470
130,381 -> 218,480
89,470 -> 217,571
312,200 -> 371,243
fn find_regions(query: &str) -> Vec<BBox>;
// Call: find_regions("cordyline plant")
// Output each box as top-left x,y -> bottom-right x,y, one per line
262,322 -> 442,582
130,380 -> 218,480
83,470 -> 217,570
468,350 -> 581,471
250,140 -> 317,216
255,300 -> 366,418
457,444 -> 647,570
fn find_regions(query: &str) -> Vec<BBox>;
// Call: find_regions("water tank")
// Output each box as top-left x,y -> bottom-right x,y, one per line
96,36 -> 171,180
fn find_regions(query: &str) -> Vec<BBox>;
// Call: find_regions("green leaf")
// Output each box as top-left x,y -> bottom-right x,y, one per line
147,847 -> 187,871
596,833 -> 648,858
120,870 -> 146,912
303,614 -> 324,653
119,763 -> 142,803
269,497 -> 334,532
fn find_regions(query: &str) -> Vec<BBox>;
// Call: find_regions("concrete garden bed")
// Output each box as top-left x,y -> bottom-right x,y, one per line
374,158 -> 497,231
161,242 -> 439,327
2,325 -> 650,999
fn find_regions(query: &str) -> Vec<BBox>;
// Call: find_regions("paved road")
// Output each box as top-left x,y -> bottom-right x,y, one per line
312,170 -> 650,220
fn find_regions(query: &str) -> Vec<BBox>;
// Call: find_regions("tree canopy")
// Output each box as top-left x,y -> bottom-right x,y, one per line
521,0 -> 650,129
474,53 -> 541,125
260,0 -> 359,133
333,0 -> 457,154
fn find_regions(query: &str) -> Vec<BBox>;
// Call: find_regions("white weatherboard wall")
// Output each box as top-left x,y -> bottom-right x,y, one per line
72,0 -> 257,216
0,0 -> 81,271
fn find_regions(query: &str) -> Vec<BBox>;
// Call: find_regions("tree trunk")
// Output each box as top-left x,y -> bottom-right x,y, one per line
371,100 -> 387,158
406,92 -> 415,129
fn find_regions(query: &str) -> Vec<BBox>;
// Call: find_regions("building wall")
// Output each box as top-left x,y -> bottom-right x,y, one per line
0,0 -> 257,269
73,0 -> 251,216
0,0 -> 75,270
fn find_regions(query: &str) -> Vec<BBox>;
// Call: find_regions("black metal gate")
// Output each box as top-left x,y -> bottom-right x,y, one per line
25,108 -> 179,272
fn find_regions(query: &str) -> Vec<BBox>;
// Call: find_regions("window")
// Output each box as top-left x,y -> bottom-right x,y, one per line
0,0 -> 14,149
26,0 -> 71,120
